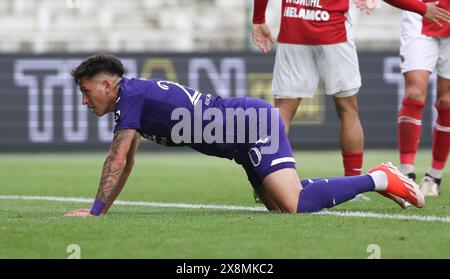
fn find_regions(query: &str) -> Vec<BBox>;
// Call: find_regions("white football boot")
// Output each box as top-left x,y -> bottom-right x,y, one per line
420,174 -> 441,197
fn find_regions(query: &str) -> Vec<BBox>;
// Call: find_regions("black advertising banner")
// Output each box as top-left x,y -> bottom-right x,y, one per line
0,52 -> 438,151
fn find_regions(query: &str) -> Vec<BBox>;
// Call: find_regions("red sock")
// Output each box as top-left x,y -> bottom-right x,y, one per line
398,98 -> 425,165
432,104 -> 450,170
342,152 -> 363,176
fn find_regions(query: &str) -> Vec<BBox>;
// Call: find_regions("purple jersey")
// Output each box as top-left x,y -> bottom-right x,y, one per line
114,77 -> 296,189
115,77 -> 243,159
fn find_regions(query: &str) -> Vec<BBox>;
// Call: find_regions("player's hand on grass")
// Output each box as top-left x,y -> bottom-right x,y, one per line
354,0 -> 377,15
64,208 -> 94,217
252,23 -> 274,54
424,2 -> 450,27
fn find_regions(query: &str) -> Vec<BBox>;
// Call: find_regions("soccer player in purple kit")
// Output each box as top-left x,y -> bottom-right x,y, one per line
65,54 -> 424,217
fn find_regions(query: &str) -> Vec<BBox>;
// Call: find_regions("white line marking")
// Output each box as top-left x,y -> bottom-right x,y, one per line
0,195 -> 266,212
315,210 -> 450,223
1,195 -> 450,223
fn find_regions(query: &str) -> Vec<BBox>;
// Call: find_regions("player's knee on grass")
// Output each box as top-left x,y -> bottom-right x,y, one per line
262,169 -> 301,214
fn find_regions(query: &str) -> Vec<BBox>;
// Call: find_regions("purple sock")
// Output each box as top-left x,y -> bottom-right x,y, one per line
300,178 -> 325,187
297,174 -> 375,213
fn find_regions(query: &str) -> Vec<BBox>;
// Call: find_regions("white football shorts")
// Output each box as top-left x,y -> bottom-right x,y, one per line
272,41 -> 361,99
400,12 -> 450,79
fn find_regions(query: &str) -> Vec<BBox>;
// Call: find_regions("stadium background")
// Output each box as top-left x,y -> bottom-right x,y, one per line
1,0 -> 449,260
0,0 -> 439,151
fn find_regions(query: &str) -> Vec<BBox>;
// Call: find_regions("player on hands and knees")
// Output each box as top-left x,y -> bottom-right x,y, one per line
64,54 -> 424,217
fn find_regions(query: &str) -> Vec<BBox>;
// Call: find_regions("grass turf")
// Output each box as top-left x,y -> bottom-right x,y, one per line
0,150 -> 449,258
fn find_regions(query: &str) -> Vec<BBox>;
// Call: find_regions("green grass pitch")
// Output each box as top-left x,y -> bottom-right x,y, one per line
0,150 -> 449,258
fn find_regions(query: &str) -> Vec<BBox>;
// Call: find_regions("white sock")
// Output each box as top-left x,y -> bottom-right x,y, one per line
427,168 -> 443,179
399,164 -> 414,175
369,170 -> 388,191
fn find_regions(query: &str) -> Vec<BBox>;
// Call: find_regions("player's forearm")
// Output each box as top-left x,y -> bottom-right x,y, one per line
383,0 -> 427,15
253,0 -> 269,24
102,161 -> 134,214
90,155 -> 127,215
96,156 -> 127,203
89,129 -> 136,216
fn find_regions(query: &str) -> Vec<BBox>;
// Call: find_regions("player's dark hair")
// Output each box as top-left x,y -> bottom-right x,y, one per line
71,54 -> 125,85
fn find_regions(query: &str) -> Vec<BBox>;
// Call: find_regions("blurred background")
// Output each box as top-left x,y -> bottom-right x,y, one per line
0,0 -> 403,53
0,0 -> 438,151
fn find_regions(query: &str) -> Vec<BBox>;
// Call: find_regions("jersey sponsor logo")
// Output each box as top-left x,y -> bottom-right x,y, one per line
286,0 -> 322,8
283,7 -> 330,21
114,110 -> 121,124
284,0 -> 329,21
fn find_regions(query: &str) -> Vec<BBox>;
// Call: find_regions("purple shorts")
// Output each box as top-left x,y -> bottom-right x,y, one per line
234,98 -> 296,194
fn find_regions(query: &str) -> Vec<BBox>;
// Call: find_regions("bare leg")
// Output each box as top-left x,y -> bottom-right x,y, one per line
398,70 -> 430,175
258,192 -> 281,212
274,98 -> 301,135
261,168 -> 302,213
404,70 -> 430,103
333,95 -> 364,153
421,75 -> 450,194
436,75 -> 450,107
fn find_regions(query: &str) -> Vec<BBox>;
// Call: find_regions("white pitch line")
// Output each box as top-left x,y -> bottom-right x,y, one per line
315,210 -> 450,223
1,195 -> 450,223
0,195 -> 266,212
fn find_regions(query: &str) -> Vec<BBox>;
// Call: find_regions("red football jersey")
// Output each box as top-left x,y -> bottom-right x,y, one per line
253,0 -> 428,45
422,0 -> 450,37
277,0 -> 350,45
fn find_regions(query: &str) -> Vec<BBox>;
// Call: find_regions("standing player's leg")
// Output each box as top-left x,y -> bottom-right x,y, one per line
333,95 -> 364,177
421,75 -> 450,195
272,43 -> 319,134
398,35 -> 439,180
420,37 -> 450,196
319,41 -> 364,178
398,70 -> 429,179
274,98 -> 301,135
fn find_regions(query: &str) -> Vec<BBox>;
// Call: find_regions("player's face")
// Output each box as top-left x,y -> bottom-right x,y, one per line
79,78 -> 115,116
